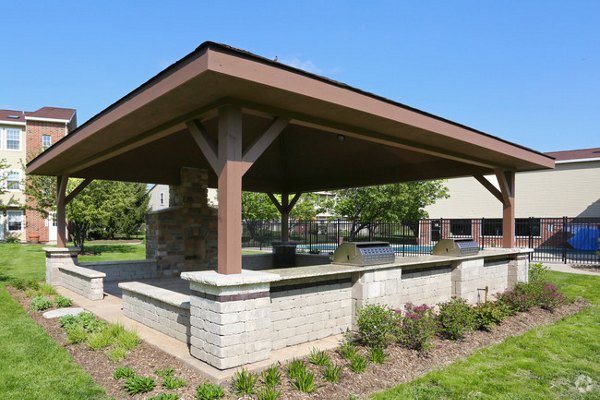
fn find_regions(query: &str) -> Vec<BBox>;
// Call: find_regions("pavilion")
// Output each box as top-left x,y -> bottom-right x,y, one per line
27,42 -> 554,370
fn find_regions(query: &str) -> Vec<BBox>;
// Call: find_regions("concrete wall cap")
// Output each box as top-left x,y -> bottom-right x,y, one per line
43,247 -> 80,254
58,265 -> 106,278
119,281 -> 190,308
181,270 -> 281,286
78,259 -> 156,267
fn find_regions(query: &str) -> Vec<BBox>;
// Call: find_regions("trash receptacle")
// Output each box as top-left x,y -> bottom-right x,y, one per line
272,241 -> 297,267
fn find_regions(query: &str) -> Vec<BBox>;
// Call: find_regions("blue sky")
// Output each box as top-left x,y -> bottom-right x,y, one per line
2,1 -> 598,152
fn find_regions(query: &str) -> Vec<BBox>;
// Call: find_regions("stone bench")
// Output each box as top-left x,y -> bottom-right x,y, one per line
58,265 -> 106,301
119,281 -> 190,343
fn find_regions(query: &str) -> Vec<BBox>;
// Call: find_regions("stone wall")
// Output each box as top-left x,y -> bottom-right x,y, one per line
58,265 -> 105,301
120,282 -> 190,343
270,276 -> 352,350
146,168 -> 218,274
80,260 -> 160,282
401,265 -> 453,306
452,256 -> 513,303
352,268 -> 404,310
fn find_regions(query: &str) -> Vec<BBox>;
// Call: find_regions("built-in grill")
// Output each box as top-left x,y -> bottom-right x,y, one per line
431,238 -> 480,257
332,241 -> 395,266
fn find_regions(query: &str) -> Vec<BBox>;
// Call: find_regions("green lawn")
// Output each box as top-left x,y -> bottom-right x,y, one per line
372,271 -> 600,400
0,243 -> 109,399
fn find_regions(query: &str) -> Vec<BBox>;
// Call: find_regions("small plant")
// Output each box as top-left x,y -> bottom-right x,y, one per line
256,386 -> 281,400
370,347 -> 385,364
308,348 -> 331,366
66,324 -> 88,344
155,367 -> 174,379
124,375 -> 156,395
38,283 -> 58,296
339,341 -> 358,360
473,301 -> 506,331
286,359 -> 307,380
108,347 -> 127,362
195,383 -> 225,400
397,303 -> 438,352
262,364 -> 282,388
31,296 -> 52,311
437,297 -> 476,340
356,304 -> 397,348
114,366 -> 136,380
115,327 -> 141,350
149,394 -> 179,400
87,329 -> 113,351
539,282 -> 566,311
163,376 -> 187,390
291,369 -> 316,393
232,368 -> 257,395
349,354 -> 368,374
323,363 -> 342,383
9,278 -> 28,291
55,295 -> 73,308
497,283 -> 537,313
529,262 -> 550,285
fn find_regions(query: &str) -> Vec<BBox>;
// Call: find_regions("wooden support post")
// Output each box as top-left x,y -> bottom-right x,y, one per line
495,170 -> 515,248
56,175 -> 68,248
189,108 -> 288,275
281,193 -> 289,242
217,105 -> 244,275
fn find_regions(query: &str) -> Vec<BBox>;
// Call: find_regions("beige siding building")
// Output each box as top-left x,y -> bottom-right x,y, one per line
426,148 -> 600,219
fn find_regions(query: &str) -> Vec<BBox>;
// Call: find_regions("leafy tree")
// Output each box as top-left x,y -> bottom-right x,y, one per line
241,192 -> 278,243
25,175 -> 149,248
333,181 -> 449,240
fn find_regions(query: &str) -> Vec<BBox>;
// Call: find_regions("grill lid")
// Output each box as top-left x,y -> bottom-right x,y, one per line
332,241 -> 395,266
431,238 -> 480,257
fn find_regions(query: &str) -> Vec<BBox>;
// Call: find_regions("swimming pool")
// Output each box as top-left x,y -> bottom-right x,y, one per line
296,243 -> 434,253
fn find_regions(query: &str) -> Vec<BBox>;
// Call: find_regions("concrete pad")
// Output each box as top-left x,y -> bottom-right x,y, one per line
43,307 -> 85,319
546,263 -> 600,276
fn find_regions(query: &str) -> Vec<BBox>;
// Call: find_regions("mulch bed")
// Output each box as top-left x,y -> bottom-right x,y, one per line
8,285 -> 589,400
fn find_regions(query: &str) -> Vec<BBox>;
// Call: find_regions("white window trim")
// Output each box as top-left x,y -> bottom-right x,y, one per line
4,128 -> 22,151
6,210 -> 24,232
3,169 -> 22,192
42,134 -> 52,149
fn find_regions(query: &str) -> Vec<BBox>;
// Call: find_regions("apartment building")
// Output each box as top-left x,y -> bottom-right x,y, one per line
0,107 -> 76,242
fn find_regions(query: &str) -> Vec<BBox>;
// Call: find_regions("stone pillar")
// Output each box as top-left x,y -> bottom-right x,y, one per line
181,270 -> 280,370
44,247 -> 79,285
508,253 -> 530,288
351,269 -> 403,324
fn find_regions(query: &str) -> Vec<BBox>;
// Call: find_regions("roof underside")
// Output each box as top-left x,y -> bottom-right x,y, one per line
27,42 -> 554,193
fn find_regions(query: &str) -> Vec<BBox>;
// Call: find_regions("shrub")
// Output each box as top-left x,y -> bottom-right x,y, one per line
9,278 -> 28,291
370,347 -> 385,364
149,394 -> 179,400
114,366 -> 136,380
397,303 -> 438,351
323,363 -> 342,383
38,283 -> 58,296
529,262 -> 550,285
66,324 -> 88,344
473,301 -> 507,331
115,327 -> 140,350
286,359 -> 307,380
437,297 -> 476,340
124,375 -> 156,395
356,304 -> 397,348
539,282 -> 566,311
349,354 -> 368,374
308,348 -> 331,366
262,364 -> 281,388
163,376 -> 187,390
232,368 -> 257,395
195,383 -> 224,400
31,296 -> 52,311
55,295 -> 73,308
256,386 -> 281,400
291,369 -> 316,393
87,329 -> 113,351
497,283 -> 537,313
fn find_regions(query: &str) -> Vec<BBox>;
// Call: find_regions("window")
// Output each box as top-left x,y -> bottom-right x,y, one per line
41,135 -> 52,149
5,128 -> 21,150
5,170 -> 21,191
482,219 -> 503,236
515,218 -> 541,237
450,219 -> 472,237
7,211 -> 23,231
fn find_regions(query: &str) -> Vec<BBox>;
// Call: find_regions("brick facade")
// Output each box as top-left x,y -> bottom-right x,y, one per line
25,120 -> 70,242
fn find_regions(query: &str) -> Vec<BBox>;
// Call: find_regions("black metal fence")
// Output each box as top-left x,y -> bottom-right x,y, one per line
242,217 -> 600,264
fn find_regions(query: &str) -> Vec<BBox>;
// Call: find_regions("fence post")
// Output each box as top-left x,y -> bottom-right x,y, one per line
562,216 -> 568,264
481,218 -> 485,249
